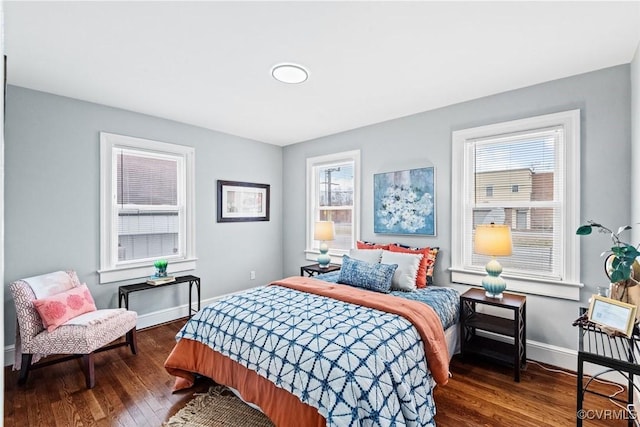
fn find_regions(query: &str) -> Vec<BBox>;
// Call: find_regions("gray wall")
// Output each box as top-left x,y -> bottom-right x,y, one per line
283,65 -> 631,352
4,86 -> 283,346
632,43 -> 640,245
4,63 -> 634,357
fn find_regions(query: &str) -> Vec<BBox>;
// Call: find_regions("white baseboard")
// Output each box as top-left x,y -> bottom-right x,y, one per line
4,293 -> 234,367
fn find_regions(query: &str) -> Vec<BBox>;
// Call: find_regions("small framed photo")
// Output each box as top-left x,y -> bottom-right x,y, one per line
588,295 -> 637,337
217,180 -> 270,222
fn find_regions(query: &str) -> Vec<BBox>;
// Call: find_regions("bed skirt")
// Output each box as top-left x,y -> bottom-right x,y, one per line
165,337 -> 326,427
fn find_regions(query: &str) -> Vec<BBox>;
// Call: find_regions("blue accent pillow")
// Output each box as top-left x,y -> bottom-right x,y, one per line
338,255 -> 398,293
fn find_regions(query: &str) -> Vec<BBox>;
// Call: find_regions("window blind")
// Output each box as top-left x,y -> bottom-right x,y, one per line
116,149 -> 180,262
117,150 -> 178,206
468,126 -> 563,280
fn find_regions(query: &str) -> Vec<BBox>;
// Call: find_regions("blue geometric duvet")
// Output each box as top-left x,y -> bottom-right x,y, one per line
177,285 -> 438,426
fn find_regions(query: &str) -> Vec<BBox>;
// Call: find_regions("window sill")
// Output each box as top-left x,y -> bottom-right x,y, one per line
99,258 -> 197,284
449,267 -> 583,300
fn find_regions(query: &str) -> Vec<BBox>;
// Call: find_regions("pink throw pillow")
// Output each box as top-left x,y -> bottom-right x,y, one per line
33,284 -> 97,332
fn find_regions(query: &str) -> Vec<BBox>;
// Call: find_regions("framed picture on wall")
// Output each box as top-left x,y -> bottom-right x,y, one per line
217,180 -> 270,222
373,166 -> 436,235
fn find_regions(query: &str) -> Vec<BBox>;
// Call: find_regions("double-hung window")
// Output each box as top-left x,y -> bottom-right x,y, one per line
99,132 -> 196,283
306,150 -> 360,261
451,110 -> 582,300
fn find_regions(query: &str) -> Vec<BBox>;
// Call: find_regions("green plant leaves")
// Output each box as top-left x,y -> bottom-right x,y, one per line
576,225 -> 593,235
577,221 -> 639,283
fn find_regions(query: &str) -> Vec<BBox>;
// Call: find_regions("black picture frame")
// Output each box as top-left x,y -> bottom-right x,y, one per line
217,180 -> 270,222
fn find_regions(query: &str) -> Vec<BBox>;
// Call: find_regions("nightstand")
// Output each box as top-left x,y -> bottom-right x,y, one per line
460,288 -> 527,381
300,263 -> 341,277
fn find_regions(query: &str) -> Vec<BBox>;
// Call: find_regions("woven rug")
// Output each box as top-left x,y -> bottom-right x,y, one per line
163,385 -> 275,427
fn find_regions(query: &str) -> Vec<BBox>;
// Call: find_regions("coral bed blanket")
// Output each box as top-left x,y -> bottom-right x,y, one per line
165,276 -> 450,426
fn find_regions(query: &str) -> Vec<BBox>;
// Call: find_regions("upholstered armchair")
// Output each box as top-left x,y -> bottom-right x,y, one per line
9,270 -> 137,388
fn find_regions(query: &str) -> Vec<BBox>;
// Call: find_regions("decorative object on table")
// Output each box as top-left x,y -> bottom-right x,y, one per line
314,220 -> 335,268
576,220 -> 640,321
147,275 -> 176,286
588,295 -> 637,338
148,259 -> 174,285
154,259 -> 168,277
373,167 -> 435,236
474,223 -> 513,298
217,180 -> 270,222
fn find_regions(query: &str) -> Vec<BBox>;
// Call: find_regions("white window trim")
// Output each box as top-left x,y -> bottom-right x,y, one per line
305,150 -> 361,263
99,132 -> 196,284
450,110 -> 583,300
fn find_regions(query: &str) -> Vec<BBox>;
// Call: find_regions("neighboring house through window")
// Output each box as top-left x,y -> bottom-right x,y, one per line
306,150 -> 360,262
451,110 -> 581,300
485,185 -> 493,197
99,132 -> 196,283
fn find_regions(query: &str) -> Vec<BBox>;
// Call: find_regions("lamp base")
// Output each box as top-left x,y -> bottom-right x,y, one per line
482,257 -> 507,299
317,242 -> 331,268
484,290 -> 504,299
317,255 -> 331,268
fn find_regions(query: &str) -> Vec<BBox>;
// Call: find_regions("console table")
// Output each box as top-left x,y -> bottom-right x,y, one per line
118,275 -> 201,318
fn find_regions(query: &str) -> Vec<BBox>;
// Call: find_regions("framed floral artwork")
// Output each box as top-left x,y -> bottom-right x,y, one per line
374,167 -> 435,235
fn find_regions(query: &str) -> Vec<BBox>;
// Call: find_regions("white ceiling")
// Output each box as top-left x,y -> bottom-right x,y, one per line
4,1 -> 640,146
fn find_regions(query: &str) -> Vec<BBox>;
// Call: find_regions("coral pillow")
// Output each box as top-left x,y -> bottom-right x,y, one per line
356,240 -> 390,250
33,284 -> 97,332
389,245 -> 439,288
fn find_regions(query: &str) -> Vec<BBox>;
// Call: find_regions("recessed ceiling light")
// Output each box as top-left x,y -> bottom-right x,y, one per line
271,63 -> 309,84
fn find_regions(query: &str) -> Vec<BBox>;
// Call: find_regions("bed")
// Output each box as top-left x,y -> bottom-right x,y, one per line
165,274 -> 460,426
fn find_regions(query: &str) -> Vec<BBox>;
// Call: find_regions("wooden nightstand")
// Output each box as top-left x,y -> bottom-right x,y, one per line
460,288 -> 527,381
300,263 -> 341,277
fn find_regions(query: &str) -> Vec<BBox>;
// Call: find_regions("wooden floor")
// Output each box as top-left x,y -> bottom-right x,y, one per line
3,318 -> 632,426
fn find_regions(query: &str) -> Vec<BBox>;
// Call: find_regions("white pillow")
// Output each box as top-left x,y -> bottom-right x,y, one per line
348,248 -> 383,264
380,250 -> 423,291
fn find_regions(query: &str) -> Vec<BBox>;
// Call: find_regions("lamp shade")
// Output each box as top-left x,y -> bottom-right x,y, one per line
314,221 -> 335,241
474,224 -> 513,257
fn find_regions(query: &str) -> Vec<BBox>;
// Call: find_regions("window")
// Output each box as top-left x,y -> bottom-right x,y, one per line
486,186 -> 493,197
451,110 -> 581,300
306,150 -> 360,261
99,132 -> 196,283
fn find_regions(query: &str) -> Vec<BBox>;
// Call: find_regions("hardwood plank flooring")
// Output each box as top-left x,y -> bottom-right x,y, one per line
3,319 -> 632,426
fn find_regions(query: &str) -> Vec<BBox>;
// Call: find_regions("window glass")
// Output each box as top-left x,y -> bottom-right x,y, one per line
306,150 -> 360,260
116,150 -> 180,262
451,110 -> 581,300
316,163 -> 354,251
99,132 -> 195,283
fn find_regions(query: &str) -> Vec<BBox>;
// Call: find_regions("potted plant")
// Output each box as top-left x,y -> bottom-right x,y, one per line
576,220 -> 640,304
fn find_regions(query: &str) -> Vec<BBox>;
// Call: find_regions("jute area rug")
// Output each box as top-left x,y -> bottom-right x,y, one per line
163,385 -> 275,427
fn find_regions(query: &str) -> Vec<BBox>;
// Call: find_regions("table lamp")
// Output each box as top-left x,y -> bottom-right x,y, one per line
314,221 -> 335,268
474,223 -> 513,298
